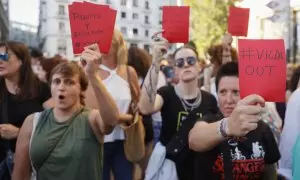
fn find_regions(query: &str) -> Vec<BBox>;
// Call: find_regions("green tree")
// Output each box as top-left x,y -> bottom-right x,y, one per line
184,0 -> 237,56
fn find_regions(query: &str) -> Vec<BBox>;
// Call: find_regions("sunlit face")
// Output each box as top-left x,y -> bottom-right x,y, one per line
51,73 -> 82,110
0,46 -> 22,77
174,48 -> 200,83
218,76 -> 240,118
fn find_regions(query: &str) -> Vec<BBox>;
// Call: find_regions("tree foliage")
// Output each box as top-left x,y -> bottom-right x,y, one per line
184,0 -> 237,56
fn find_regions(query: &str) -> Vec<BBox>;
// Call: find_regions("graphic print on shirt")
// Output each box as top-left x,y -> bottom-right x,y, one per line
213,141 -> 265,180
230,147 -> 246,160
251,142 -> 265,159
177,111 -> 202,131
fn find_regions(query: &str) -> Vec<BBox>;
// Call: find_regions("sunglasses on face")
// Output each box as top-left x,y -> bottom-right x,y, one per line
0,53 -> 8,61
175,56 -> 197,68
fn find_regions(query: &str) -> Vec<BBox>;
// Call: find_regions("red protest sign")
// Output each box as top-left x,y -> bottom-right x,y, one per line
68,2 -> 116,54
228,6 -> 250,37
238,39 -> 286,102
162,6 -> 190,43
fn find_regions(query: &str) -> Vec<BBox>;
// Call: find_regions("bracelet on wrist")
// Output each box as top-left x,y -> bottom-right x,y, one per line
218,118 -> 229,138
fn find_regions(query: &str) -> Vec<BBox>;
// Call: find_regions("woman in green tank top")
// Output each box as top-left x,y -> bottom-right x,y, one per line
11,44 -> 120,180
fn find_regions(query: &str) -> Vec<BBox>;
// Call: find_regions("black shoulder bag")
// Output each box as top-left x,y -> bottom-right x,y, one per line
165,107 -> 199,164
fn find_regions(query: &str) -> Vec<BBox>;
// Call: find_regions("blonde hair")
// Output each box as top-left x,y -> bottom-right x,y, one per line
112,29 -> 127,65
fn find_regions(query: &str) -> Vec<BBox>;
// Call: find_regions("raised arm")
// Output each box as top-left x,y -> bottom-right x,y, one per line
81,45 -> 119,135
189,94 -> 265,152
12,114 -> 34,180
138,33 -> 168,115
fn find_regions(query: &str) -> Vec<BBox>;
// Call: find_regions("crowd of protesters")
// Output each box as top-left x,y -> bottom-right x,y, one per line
0,28 -> 299,180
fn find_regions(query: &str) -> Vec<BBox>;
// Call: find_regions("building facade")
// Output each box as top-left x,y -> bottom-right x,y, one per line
38,0 -> 181,59
0,0 -> 9,41
9,21 -> 38,48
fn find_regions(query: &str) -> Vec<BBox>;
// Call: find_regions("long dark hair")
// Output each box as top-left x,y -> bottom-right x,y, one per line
127,46 -> 152,79
0,41 -> 42,100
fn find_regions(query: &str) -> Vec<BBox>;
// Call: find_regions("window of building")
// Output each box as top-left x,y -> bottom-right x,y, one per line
133,28 -> 138,35
59,22 -> 65,32
57,46 -> 67,55
106,0 -> 111,4
145,1 -> 149,9
133,0 -> 138,7
121,0 -> 126,6
159,6 -> 162,10
145,16 -> 149,24
121,27 -> 127,35
121,12 -> 126,18
145,30 -> 149,37
131,43 -> 138,47
57,39 -> 67,46
58,5 -> 65,15
159,20 -> 162,25
144,44 -> 150,52
132,13 -> 138,20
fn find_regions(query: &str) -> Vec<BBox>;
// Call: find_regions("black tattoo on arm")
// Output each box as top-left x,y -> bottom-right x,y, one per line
144,64 -> 160,103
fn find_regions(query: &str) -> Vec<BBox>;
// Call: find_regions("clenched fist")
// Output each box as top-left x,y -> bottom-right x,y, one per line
226,94 -> 266,137
151,31 -> 169,64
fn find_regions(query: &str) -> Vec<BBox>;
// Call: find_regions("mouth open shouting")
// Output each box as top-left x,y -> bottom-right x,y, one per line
58,94 -> 66,100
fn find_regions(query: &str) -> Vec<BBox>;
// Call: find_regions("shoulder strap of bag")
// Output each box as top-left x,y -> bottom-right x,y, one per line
220,141 -> 233,180
126,66 -> 139,110
30,112 -> 41,177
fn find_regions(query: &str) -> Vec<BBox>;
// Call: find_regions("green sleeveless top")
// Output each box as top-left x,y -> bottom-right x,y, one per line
30,108 -> 102,180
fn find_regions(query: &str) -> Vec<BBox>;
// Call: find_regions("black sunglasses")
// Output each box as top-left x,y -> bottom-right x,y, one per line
175,56 -> 197,68
0,53 -> 8,61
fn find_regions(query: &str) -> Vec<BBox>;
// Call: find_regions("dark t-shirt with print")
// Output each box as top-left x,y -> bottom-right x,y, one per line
0,82 -> 51,162
157,85 -> 218,180
195,113 -> 281,180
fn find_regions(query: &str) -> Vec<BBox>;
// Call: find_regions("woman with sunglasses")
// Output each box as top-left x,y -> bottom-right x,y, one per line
139,32 -> 218,180
0,41 -> 53,180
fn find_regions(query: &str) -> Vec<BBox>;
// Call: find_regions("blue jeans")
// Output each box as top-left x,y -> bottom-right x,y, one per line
103,140 -> 133,180
0,150 -> 14,180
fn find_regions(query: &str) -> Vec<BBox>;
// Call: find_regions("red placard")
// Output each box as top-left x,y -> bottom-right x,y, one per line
228,6 -> 250,37
162,6 -> 190,43
238,39 -> 286,102
68,2 -> 116,54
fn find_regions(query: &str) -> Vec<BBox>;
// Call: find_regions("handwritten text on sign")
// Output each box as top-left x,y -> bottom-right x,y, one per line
71,13 -> 103,48
238,39 -> 286,102
68,2 -> 115,54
